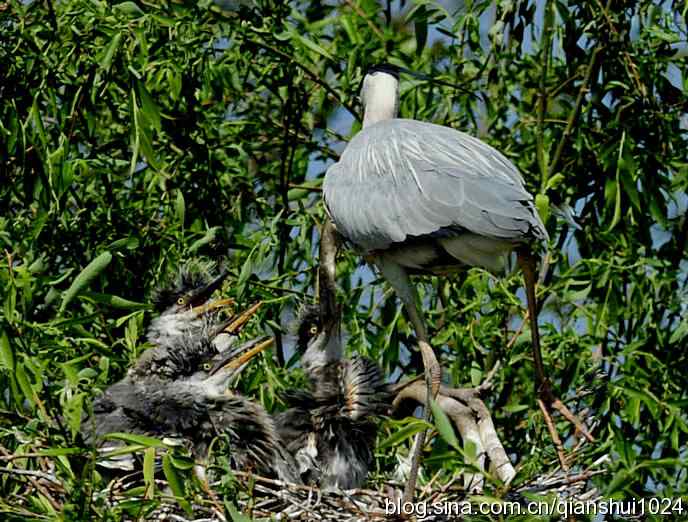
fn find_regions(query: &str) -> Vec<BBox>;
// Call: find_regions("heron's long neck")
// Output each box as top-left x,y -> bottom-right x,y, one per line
362,77 -> 399,128
301,330 -> 342,377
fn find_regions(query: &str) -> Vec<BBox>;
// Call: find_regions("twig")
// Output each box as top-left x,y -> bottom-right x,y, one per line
536,0 -> 554,185
0,465 -> 62,485
231,470 -> 320,492
537,398 -> 569,471
506,313 -> 527,350
288,182 -> 323,192
243,38 -> 359,121
547,47 -> 603,180
342,0 -> 385,40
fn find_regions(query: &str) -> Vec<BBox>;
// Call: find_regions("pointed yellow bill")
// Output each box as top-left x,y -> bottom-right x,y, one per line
221,337 -> 273,370
223,301 -> 263,333
191,298 -> 235,317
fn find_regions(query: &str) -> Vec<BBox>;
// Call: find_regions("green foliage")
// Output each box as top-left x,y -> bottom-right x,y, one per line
1,0 -> 686,519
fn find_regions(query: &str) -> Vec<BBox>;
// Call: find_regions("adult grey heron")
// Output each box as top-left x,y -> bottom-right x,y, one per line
323,64 -> 592,500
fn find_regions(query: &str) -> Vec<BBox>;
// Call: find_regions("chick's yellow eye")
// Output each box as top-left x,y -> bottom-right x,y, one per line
177,297 -> 185,305
202,363 -> 212,370
309,325 -> 318,335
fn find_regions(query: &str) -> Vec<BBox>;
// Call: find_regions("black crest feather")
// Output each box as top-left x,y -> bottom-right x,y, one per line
366,63 -> 401,78
292,303 -> 321,354
152,259 -> 218,312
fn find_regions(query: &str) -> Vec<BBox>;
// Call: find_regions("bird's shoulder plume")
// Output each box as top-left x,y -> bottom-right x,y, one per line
310,356 -> 390,421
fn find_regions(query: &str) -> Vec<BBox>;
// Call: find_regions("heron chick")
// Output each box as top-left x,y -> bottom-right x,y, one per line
85,260 -> 297,480
89,333 -> 298,482
274,301 -> 390,490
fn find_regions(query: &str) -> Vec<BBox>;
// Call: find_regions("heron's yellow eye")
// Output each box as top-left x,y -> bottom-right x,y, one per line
309,325 -> 318,335
177,297 -> 185,305
202,362 -> 212,371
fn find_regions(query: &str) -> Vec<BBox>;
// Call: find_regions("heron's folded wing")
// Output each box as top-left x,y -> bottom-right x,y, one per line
324,119 -> 548,252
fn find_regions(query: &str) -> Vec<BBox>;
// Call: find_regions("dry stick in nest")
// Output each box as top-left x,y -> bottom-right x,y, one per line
228,472 -> 391,521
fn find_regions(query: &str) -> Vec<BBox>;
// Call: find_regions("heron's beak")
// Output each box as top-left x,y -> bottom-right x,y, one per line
394,66 -> 475,95
187,268 -> 230,311
208,301 -> 262,337
191,297 -> 234,318
208,336 -> 273,377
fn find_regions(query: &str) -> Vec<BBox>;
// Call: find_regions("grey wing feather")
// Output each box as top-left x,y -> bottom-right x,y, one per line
324,119 -> 548,252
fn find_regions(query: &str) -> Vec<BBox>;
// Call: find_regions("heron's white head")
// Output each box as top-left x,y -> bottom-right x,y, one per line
361,65 -> 399,128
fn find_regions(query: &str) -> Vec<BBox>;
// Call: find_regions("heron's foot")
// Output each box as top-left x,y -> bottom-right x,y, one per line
418,340 -> 441,398
537,382 -> 594,470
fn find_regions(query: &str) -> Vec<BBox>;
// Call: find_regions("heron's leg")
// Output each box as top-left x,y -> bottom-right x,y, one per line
373,256 -> 441,389
517,250 -> 594,459
374,256 -> 441,505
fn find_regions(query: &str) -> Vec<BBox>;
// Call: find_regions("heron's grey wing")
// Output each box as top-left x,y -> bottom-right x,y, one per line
324,119 -> 548,252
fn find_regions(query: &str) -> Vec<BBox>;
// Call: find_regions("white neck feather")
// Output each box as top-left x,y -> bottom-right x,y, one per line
361,72 -> 399,128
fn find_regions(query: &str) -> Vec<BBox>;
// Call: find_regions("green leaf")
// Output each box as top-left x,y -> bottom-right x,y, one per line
169,455 -> 195,470
606,131 -> 626,232
113,1 -> 145,18
80,292 -> 150,310
15,362 -> 36,409
143,447 -> 156,499
545,173 -> 565,191
378,419 -> 431,450
669,319 -> 688,344
188,226 -> 220,253
36,448 -> 83,457
99,32 -> 122,71
227,503 -> 252,522
606,468 -> 630,494
63,392 -> 85,440
566,284 -> 591,302
470,361 -> 482,387
535,193 -> 550,224
175,190 -> 185,226
104,433 -> 165,447
107,237 -> 140,251
60,251 -> 113,314
286,24 -> 334,61
115,310 -> 145,328
430,398 -> 460,450
412,6 -> 428,55
0,329 -> 14,371
236,240 -> 263,299
163,454 -> 192,515
136,80 -> 161,132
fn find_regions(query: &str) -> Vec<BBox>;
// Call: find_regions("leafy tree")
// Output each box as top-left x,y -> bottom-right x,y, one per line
0,0 -> 686,519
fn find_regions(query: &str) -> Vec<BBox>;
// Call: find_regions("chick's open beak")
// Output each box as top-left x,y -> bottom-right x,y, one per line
209,336 -> 273,377
208,301 -> 263,337
191,297 -> 234,318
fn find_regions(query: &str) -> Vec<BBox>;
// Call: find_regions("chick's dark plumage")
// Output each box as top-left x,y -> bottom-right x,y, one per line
84,261 -> 300,482
275,303 -> 390,489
